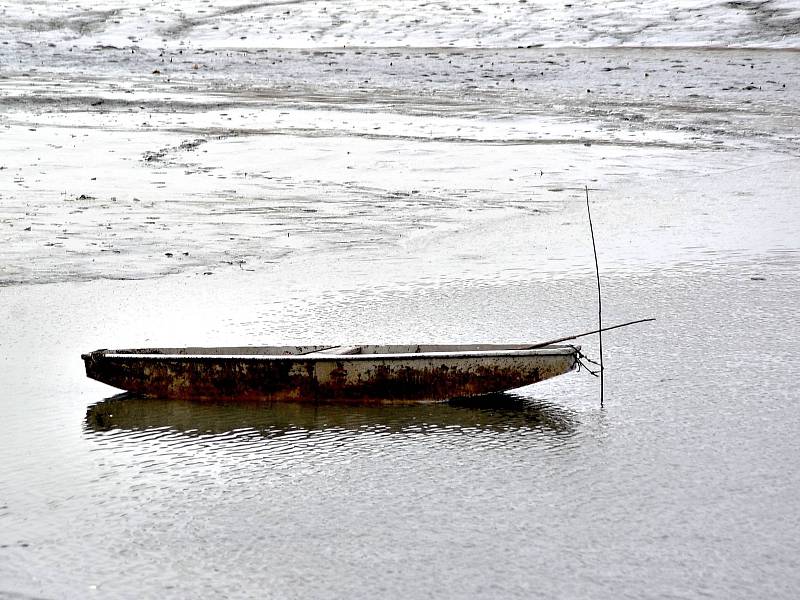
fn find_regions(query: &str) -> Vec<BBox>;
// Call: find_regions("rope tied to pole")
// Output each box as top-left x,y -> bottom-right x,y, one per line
570,345 -> 602,378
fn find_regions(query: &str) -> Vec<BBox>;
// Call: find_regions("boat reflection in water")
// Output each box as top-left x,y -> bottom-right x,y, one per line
85,392 -> 577,440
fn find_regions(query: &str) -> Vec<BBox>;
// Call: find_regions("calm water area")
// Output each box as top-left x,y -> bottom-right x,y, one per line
3,253 -> 800,598
2,1 -> 800,598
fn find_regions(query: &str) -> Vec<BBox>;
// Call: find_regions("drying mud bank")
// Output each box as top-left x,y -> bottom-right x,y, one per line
2,46 -> 798,285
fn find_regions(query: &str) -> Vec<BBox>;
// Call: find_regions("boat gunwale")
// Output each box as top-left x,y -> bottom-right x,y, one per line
88,345 -> 579,362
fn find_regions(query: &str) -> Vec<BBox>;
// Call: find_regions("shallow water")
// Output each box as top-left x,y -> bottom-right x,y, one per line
2,1 -> 800,598
3,255 -> 800,598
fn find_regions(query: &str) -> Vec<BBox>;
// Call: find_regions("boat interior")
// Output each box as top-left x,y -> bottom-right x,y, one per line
99,344 -> 571,357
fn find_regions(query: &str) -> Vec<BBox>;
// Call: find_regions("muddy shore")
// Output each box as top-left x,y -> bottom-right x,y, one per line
2,46 -> 798,285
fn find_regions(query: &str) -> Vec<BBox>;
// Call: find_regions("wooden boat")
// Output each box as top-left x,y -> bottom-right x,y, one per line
81,344 -> 579,403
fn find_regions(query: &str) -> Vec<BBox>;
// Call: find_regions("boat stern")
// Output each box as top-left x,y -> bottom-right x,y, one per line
82,349 -> 131,392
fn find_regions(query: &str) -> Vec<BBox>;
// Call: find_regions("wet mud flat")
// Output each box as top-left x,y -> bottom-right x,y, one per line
1,46 -> 798,284
3,0 -> 800,48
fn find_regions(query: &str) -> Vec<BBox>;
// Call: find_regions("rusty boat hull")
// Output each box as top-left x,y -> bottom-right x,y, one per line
81,344 -> 580,403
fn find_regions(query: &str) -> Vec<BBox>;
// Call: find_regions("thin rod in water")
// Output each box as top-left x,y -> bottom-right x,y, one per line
585,185 -> 604,407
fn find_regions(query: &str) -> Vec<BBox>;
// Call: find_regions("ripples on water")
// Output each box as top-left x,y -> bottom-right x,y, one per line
67,394 -> 585,598
2,260 -> 799,599
85,392 -> 579,463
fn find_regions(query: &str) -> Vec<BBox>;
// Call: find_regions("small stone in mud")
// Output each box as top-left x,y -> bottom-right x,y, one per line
165,252 -> 173,257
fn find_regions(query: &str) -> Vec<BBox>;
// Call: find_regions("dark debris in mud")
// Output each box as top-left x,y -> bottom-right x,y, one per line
143,138 -> 207,163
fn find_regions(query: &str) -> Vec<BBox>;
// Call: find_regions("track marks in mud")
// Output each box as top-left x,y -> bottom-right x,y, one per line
9,9 -> 121,36
163,0 -> 312,38
143,138 -> 208,163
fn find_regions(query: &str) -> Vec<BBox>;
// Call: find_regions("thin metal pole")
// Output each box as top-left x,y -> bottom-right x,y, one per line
585,185 -> 603,407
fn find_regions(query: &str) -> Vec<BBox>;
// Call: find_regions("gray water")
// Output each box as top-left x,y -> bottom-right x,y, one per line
3,256 -> 800,599
2,1 -> 800,598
